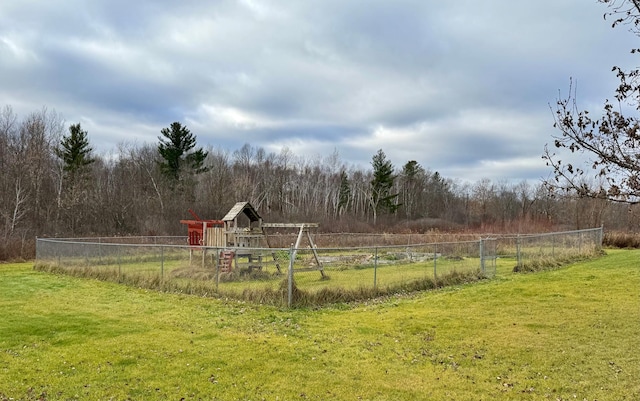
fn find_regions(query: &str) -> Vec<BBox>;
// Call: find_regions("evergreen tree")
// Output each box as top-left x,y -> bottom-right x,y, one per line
157,122 -> 208,180
401,160 -> 426,219
370,149 -> 399,218
55,123 -> 95,179
426,171 -> 450,218
338,170 -> 351,215
54,122 -> 95,234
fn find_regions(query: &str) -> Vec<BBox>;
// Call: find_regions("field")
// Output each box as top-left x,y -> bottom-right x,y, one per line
1,249 -> 639,400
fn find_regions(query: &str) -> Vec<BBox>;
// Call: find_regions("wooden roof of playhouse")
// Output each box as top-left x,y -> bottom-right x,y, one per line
222,201 -> 262,224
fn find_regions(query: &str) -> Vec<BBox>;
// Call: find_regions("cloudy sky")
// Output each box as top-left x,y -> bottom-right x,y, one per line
0,0 -> 635,183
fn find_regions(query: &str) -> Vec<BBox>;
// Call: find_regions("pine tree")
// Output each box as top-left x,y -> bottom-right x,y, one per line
401,160 -> 426,219
338,170 -> 351,215
55,123 -> 95,179
157,122 -> 208,180
54,123 -> 95,234
370,149 -> 399,218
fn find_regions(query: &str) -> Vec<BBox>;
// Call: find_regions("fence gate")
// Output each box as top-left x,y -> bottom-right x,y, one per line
480,238 -> 497,278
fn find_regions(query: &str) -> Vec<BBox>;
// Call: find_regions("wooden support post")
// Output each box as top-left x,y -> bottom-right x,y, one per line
305,227 -> 325,278
263,222 -> 324,278
262,227 -> 282,273
290,225 -> 305,263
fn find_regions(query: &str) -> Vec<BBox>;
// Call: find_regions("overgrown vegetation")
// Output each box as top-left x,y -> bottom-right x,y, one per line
512,250 -> 604,273
33,260 -> 487,307
242,268 -> 486,307
603,230 -> 640,248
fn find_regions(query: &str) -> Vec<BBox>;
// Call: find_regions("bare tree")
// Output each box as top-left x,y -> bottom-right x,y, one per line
0,106 -> 18,240
470,178 -> 497,227
6,179 -> 29,239
15,108 -> 62,232
493,180 -> 519,227
544,0 -> 640,203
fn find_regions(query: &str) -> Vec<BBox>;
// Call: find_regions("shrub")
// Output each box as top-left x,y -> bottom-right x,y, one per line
512,251 -> 603,273
603,231 -> 640,249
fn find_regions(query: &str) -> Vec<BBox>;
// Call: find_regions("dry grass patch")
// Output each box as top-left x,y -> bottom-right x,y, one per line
603,231 -> 640,248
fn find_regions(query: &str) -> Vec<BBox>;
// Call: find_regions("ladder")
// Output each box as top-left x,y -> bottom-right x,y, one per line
219,250 -> 235,273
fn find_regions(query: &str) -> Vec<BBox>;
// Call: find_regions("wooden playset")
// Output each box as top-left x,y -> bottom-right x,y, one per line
180,201 -> 324,276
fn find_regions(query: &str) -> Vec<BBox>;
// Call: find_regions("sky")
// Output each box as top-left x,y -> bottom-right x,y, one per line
0,0 -> 636,183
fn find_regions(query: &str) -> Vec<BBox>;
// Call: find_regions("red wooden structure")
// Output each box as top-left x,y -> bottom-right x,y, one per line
180,209 -> 224,246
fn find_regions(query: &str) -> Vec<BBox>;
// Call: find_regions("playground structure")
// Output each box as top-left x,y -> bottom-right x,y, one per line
180,201 -> 324,276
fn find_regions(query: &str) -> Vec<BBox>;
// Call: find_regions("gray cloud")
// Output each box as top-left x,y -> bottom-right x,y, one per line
0,0 -> 635,183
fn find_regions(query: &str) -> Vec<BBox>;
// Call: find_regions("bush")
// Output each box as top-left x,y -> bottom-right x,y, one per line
512,251 -> 603,273
603,231 -> 640,249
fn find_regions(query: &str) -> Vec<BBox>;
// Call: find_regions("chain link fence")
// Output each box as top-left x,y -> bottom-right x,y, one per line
35,227 -> 602,307
497,228 -> 604,271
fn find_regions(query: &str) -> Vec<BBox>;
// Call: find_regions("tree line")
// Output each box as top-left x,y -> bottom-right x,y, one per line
2,105 -> 638,260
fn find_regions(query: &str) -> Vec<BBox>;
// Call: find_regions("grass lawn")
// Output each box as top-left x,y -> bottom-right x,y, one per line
1,250 -> 638,400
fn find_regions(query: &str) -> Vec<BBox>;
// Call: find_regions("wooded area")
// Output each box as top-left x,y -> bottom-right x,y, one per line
1,105 -> 638,261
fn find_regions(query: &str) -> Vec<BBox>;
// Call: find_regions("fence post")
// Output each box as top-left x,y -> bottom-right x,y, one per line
433,243 -> 438,282
160,246 -> 164,281
480,239 -> 485,274
56,239 -> 62,267
98,237 -> 103,264
599,226 -> 604,250
373,247 -> 378,290
579,232 -> 583,253
84,243 -> 90,267
516,235 -> 522,269
117,245 -> 122,280
288,244 -> 294,308
215,247 -> 220,293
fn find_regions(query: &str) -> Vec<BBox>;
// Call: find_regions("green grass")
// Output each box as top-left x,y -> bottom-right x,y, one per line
2,250 -> 639,400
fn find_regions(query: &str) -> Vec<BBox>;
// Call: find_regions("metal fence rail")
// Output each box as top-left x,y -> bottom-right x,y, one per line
35,227 -> 602,307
